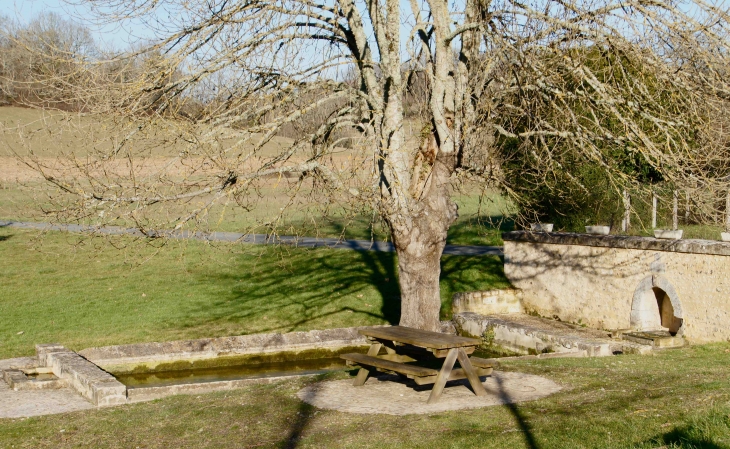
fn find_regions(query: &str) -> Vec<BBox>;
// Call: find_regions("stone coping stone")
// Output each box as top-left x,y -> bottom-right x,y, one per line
79,326 -> 378,370
43,347 -> 127,406
502,231 -> 730,256
0,357 -> 38,371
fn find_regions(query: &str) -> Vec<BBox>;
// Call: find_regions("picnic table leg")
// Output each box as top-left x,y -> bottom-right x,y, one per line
353,342 -> 382,386
457,348 -> 487,397
427,348 -> 458,404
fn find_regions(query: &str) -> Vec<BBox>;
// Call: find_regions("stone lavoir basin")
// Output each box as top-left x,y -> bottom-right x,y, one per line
78,327 -> 372,402
115,356 -> 348,389
20,326 -> 518,406
3,328 -> 370,406
98,328 -> 510,394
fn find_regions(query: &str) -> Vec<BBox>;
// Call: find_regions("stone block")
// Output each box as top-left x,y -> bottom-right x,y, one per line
2,369 -> 66,390
35,343 -> 70,366
452,289 -> 523,315
454,313 -> 615,357
43,346 -> 127,406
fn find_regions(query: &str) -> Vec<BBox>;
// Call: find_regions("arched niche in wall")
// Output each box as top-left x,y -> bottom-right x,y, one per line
630,275 -> 684,336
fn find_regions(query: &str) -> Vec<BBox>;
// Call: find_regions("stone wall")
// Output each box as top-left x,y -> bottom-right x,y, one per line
502,232 -> 730,343
452,289 -> 523,315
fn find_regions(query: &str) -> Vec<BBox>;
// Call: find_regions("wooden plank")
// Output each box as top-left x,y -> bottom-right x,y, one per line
376,353 -> 417,363
427,348 -> 458,404
341,353 -> 439,377
373,339 -> 434,357
413,367 -> 493,385
352,343 -> 381,386
457,347 -> 487,397
468,357 -> 495,369
431,346 -> 474,358
358,326 -> 480,349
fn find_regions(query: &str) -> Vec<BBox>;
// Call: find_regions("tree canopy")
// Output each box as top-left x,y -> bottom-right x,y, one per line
3,0 -> 730,330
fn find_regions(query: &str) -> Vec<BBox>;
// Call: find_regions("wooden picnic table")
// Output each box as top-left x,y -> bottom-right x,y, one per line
341,326 -> 492,404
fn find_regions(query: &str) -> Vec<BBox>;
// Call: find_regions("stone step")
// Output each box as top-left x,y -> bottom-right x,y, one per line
453,313 -> 655,357
622,331 -> 686,348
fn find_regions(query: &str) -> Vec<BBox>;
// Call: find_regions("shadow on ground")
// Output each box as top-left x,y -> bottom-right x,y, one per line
170,235 -> 510,335
280,213 -> 513,246
658,428 -> 726,449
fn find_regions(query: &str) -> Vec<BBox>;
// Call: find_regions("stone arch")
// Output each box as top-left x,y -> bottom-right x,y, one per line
630,275 -> 684,335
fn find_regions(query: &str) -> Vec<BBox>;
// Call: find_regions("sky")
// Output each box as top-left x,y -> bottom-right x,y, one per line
1,0 -> 153,50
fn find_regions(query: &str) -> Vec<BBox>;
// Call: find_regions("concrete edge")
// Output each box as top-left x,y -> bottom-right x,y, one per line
78,326 -> 382,370
502,230 -> 730,257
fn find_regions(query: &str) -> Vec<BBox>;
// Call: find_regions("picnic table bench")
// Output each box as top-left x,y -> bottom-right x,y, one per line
340,326 -> 493,404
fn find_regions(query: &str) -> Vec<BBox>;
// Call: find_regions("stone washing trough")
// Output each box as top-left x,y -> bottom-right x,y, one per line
3,328 -> 374,405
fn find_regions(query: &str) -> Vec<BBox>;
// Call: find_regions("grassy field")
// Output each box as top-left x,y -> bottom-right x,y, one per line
0,343 -> 728,448
1,227 -> 729,448
0,105 -> 514,246
0,179 -> 512,246
0,227 -> 510,359
2,107 -> 730,448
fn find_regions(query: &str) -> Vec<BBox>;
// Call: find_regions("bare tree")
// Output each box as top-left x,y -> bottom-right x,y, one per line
6,0 -> 730,331
0,12 -> 96,108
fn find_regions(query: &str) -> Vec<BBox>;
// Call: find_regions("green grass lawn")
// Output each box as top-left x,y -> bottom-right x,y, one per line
0,343 -> 728,448
0,227 -> 510,358
0,182 -> 512,247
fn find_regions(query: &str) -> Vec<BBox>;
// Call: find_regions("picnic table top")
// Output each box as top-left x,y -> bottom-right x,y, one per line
358,326 -> 481,350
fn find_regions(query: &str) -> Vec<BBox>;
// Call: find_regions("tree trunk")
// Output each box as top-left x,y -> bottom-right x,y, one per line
390,157 -> 457,332
394,232 -> 446,332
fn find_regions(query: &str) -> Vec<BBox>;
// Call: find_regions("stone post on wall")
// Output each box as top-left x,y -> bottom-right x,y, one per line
622,190 -> 631,232
673,190 -> 679,230
652,192 -> 658,229
726,190 -> 730,231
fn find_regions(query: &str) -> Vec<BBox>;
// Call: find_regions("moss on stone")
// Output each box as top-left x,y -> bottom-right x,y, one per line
103,345 -> 367,375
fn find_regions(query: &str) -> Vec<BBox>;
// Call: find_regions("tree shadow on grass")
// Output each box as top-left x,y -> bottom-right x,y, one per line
279,386 -> 318,449
645,408 -> 730,449
495,374 -> 541,449
657,427 -> 726,449
0,234 -> 12,242
170,239 -> 510,336
170,246 -> 401,336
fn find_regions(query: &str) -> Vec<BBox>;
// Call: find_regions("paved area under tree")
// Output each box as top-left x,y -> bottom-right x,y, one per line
297,371 -> 562,415
0,358 -> 92,418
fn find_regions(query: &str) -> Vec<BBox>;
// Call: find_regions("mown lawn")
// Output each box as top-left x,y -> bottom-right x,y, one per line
1,218 -> 729,449
0,343 -> 728,448
0,227 -> 510,358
